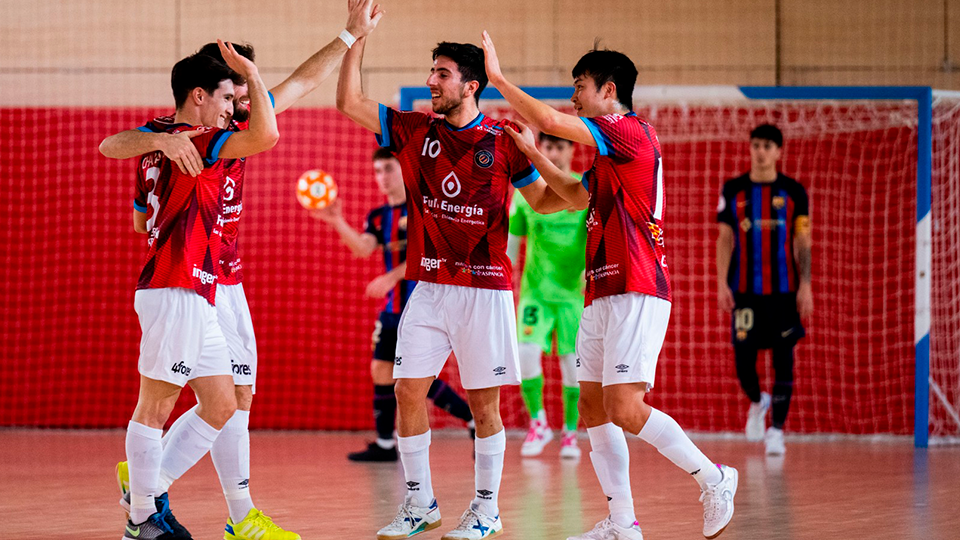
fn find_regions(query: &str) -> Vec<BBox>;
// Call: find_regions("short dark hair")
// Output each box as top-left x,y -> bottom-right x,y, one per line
372,148 -> 396,162
196,42 -> 256,64
171,54 -> 242,109
431,42 -> 487,104
572,48 -> 638,110
538,132 -> 572,145
750,124 -> 783,147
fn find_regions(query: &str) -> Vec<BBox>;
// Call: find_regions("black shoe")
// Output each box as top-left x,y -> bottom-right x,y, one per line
348,441 -> 398,462
123,513 -> 176,540
156,493 -> 192,539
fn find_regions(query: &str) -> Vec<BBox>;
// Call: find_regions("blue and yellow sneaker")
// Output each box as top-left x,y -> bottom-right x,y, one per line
225,508 -> 301,540
117,462 -> 191,539
123,512 -> 175,540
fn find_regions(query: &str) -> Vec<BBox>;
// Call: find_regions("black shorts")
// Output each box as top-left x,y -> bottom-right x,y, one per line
731,293 -> 805,349
372,311 -> 401,362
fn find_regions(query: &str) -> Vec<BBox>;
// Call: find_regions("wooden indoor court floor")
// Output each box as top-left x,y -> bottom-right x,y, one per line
1,430 -> 957,539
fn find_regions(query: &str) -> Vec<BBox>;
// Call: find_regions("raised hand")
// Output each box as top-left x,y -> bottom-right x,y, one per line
504,120 -> 538,156
346,0 -> 385,40
481,30 -> 504,85
308,197 -> 344,224
218,39 -> 258,80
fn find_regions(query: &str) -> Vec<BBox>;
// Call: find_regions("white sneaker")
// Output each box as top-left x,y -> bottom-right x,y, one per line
520,418 -> 553,457
765,427 -> 786,456
745,393 -> 770,442
567,516 -> 644,539
560,430 -> 581,459
700,464 -> 738,538
441,503 -> 502,539
377,499 -> 442,540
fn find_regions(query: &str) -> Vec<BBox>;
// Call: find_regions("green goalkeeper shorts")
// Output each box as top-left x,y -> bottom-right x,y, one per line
517,296 -> 583,356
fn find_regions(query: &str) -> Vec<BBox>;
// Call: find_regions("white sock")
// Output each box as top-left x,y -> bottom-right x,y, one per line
126,421 -> 163,524
211,409 -> 255,523
376,437 -> 396,450
161,404 -> 197,450
473,429 -> 506,516
157,410 -> 221,493
586,423 -> 635,528
636,408 -> 721,488
398,430 -> 434,507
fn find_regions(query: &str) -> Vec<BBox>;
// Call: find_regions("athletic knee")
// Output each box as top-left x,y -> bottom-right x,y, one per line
234,386 -> 253,411
394,379 -> 427,406
578,394 -> 606,425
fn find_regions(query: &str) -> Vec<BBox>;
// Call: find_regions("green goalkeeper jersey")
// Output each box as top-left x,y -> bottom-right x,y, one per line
509,172 -> 587,304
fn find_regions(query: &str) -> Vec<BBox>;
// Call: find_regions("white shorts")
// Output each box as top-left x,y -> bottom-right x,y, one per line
576,293 -> 671,389
395,282 -> 520,390
134,288 -> 232,387
217,283 -> 258,393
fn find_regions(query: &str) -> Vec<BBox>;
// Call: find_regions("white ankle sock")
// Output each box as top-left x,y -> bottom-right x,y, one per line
211,409 -> 254,523
157,411 -> 221,493
398,430 -> 434,507
586,423 -> 635,528
636,408 -> 721,488
126,421 -> 163,524
473,429 -> 506,516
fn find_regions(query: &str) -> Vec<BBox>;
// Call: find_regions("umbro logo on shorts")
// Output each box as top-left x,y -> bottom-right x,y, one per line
493,366 -> 507,375
171,361 -> 192,377
406,481 -> 420,491
476,489 -> 493,499
395,356 -> 402,366
615,364 -> 629,373
238,479 -> 249,489
576,358 -> 581,367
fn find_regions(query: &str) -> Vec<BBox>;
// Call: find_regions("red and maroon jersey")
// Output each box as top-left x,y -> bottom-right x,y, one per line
134,124 -> 234,304
139,116 -> 247,285
376,105 -> 540,290
580,112 -> 671,306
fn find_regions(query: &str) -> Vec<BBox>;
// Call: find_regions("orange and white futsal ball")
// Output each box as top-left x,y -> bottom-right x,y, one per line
296,169 -> 338,209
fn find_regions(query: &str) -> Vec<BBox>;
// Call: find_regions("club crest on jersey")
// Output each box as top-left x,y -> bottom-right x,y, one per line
647,222 -> 664,247
772,195 -> 786,209
474,149 -> 494,168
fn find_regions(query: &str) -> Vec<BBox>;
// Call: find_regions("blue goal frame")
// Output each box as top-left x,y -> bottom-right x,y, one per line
400,85 -> 935,447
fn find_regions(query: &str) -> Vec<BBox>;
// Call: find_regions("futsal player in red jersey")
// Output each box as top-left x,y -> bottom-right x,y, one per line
337,33 -> 572,540
481,32 -> 738,540
310,148 -> 477,463
102,4 -> 384,539
119,42 -> 278,540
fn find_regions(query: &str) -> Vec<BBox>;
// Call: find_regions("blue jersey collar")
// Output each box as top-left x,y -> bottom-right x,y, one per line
443,112 -> 485,132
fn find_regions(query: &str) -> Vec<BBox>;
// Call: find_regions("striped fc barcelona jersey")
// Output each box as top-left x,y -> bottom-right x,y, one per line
717,173 -> 810,295
365,203 -> 416,313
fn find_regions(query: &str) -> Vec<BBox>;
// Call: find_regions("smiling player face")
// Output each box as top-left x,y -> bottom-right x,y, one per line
198,79 -> 236,129
426,56 -> 471,116
231,82 -> 250,123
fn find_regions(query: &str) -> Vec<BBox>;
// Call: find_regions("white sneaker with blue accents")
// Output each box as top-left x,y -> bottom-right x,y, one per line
377,499 -> 442,540
441,503 -> 502,540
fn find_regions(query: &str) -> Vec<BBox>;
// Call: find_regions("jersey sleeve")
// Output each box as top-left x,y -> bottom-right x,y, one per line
134,159 -> 149,213
791,182 -> 811,235
364,209 -> 385,245
716,183 -> 736,227
581,115 -> 649,159
503,123 -> 541,189
188,128 -> 234,166
508,195 -> 529,236
375,104 -> 431,152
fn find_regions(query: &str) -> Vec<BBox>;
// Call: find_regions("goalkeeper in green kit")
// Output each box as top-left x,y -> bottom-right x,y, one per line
507,132 -> 587,459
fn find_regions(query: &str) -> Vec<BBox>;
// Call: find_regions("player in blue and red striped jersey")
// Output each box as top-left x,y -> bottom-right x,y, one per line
310,148 -> 475,463
338,34 -> 573,540
118,43 -> 279,540
481,32 -> 738,540
716,124 -> 812,457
